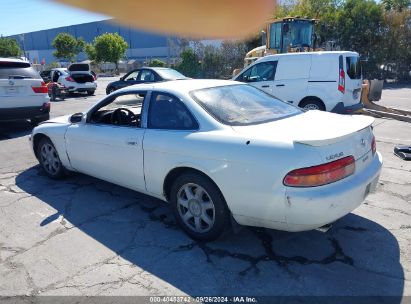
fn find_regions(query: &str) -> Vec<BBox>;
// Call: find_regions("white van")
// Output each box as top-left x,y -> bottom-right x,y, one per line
233,51 -> 363,113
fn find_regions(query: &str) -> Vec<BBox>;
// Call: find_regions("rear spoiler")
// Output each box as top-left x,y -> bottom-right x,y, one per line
294,115 -> 374,146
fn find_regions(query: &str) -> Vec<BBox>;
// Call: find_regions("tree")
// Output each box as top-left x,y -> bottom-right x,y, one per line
92,33 -> 128,72
84,43 -> 97,61
382,0 -> 410,11
52,33 -> 85,62
201,45 -> 224,78
0,37 -> 22,57
336,0 -> 384,77
149,59 -> 166,67
176,48 -> 201,77
220,40 -> 248,78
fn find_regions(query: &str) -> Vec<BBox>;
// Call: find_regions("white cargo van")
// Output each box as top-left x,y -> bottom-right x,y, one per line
233,51 -> 363,113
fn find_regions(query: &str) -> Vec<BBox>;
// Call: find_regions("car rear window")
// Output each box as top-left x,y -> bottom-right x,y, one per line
0,61 -> 40,79
190,84 -> 302,126
346,56 -> 362,79
155,69 -> 187,80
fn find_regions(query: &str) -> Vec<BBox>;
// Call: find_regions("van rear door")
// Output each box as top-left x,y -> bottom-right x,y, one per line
341,54 -> 362,106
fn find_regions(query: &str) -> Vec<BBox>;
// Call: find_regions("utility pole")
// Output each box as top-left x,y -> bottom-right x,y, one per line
20,34 -> 27,60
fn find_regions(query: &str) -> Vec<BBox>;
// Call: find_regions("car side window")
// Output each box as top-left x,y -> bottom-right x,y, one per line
138,70 -> 156,82
124,71 -> 139,81
237,61 -> 278,83
89,92 -> 146,127
148,92 -> 198,130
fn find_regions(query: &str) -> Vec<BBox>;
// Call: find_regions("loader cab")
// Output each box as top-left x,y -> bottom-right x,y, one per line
267,18 -> 316,54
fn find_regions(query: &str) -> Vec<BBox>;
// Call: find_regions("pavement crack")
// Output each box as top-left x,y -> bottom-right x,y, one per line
173,228 -> 354,277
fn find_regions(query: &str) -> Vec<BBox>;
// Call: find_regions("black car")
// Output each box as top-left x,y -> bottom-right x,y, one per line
106,67 -> 188,94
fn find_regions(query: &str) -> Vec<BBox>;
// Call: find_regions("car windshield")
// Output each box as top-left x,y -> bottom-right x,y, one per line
191,84 -> 302,126
156,69 -> 187,80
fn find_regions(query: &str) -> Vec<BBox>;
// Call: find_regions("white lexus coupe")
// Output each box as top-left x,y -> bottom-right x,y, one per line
30,80 -> 382,241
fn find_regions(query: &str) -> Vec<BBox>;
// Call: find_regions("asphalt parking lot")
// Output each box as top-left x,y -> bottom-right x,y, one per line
0,78 -> 410,301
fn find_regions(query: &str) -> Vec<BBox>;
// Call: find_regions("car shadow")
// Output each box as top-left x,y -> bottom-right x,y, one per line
49,92 -> 94,103
16,166 -> 405,300
0,120 -> 33,141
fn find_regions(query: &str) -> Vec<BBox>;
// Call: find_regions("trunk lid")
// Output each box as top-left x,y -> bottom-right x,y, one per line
232,110 -> 374,165
68,63 -> 90,73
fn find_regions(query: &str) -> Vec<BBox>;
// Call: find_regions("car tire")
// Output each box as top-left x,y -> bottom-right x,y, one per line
170,172 -> 230,241
87,90 -> 95,96
299,98 -> 326,111
37,137 -> 65,179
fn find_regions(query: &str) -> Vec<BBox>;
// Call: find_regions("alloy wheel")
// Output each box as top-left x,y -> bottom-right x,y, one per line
176,183 -> 216,233
40,143 -> 61,176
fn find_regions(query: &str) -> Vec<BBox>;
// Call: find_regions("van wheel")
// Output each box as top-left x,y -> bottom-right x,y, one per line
170,172 -> 229,241
299,99 -> 325,111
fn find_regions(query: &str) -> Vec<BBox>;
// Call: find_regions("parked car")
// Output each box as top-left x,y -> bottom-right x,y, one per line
233,51 -> 363,114
50,63 -> 97,95
30,79 -> 382,241
0,58 -> 50,125
106,67 -> 187,94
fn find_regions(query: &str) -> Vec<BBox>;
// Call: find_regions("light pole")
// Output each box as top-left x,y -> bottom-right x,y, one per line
20,34 -> 27,60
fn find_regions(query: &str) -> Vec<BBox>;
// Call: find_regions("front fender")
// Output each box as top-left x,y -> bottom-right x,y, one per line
32,123 -> 72,170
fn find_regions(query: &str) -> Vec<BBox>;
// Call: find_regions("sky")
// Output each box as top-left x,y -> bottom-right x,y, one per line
0,0 -> 110,36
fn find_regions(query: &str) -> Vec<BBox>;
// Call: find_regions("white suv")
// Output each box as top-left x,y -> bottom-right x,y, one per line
0,58 -> 50,125
51,63 -> 97,95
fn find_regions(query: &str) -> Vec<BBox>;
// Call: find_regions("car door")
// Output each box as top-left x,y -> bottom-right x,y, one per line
235,61 -> 277,94
273,56 -> 310,104
142,91 -> 199,197
65,92 -> 148,192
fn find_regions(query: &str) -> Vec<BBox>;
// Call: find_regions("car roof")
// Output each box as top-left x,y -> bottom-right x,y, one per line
0,57 -> 29,63
116,79 -> 239,95
257,51 -> 359,63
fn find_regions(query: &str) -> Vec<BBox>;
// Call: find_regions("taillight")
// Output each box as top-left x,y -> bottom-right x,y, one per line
338,55 -> 345,94
371,135 -> 376,156
283,156 -> 355,187
93,75 -> 97,81
338,69 -> 345,93
32,81 -> 48,93
65,76 -> 75,82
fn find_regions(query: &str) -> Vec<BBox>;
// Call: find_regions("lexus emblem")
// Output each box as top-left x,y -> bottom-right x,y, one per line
361,139 -> 366,146
8,80 -> 14,86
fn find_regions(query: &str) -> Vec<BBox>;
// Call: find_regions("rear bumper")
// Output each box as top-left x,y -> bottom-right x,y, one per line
0,104 -> 50,121
67,83 -> 97,92
284,151 -> 383,232
331,101 -> 364,114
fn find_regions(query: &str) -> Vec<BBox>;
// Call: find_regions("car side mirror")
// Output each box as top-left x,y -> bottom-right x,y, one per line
120,76 -> 125,81
70,112 -> 83,123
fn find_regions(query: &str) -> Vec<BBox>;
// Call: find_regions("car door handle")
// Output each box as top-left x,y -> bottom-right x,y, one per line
261,85 -> 270,88
126,138 -> 140,146
276,84 -> 285,87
